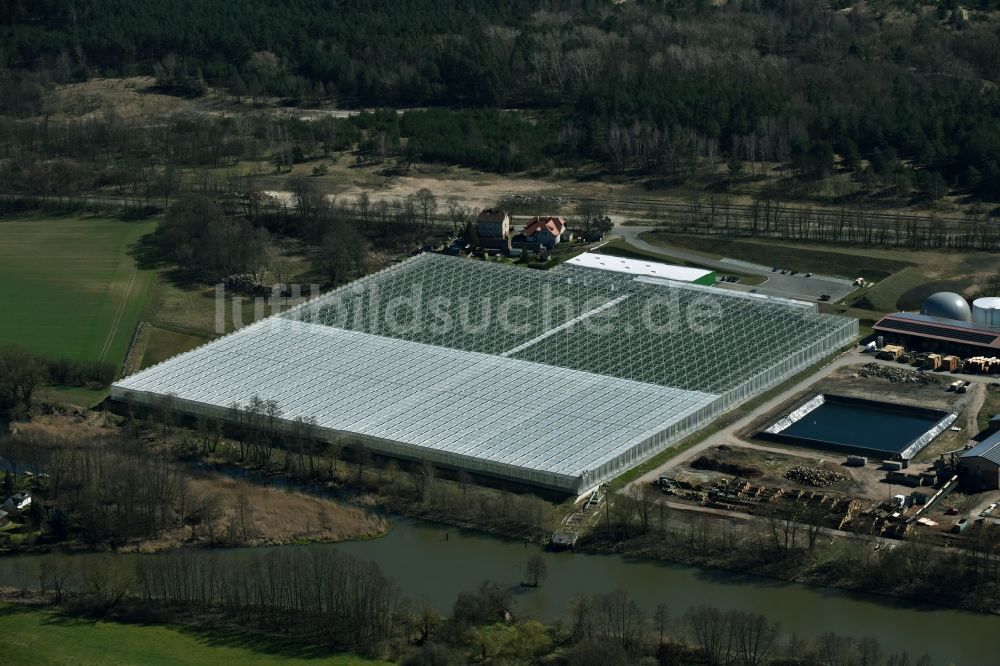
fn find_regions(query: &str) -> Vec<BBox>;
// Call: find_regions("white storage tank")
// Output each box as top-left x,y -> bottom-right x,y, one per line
973,297 -> 1000,329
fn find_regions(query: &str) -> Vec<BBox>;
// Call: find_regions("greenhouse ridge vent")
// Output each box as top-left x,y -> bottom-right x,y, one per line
112,253 -> 858,493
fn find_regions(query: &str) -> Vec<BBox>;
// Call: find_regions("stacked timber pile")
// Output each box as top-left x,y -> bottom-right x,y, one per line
858,362 -> 935,384
964,357 -> 1000,374
784,465 -> 847,487
838,499 -> 863,529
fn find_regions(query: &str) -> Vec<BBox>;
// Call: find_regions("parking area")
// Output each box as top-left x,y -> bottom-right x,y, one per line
718,258 -> 856,302
613,224 -> 856,303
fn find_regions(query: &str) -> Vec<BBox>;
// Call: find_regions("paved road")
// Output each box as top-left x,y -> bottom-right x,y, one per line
628,349 -> 862,490
612,222 -> 855,303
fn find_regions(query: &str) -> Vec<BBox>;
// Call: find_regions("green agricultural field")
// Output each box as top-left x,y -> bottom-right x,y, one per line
138,325 -> 212,370
33,385 -> 110,409
0,604 -> 390,666
0,215 -> 157,365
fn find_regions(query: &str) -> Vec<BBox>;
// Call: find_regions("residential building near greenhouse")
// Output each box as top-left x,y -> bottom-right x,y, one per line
112,253 -> 857,494
476,207 -> 511,253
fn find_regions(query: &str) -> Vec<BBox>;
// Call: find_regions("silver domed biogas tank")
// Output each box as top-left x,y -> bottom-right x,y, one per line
921,292 -> 972,322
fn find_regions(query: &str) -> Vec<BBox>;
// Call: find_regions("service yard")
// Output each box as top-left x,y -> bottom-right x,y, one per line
636,348 -> 1000,542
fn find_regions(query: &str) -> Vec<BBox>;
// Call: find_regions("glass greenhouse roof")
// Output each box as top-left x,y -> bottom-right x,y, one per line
115,318 -> 717,480
114,253 -> 857,492
510,279 -> 839,393
288,253 -> 623,355
285,254 -> 851,394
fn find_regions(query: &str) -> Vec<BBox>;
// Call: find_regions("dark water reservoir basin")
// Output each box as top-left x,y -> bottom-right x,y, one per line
761,394 -> 956,459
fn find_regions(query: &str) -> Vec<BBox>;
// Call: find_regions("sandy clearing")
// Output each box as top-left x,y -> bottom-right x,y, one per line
48,77 -> 196,121
267,172 -> 561,210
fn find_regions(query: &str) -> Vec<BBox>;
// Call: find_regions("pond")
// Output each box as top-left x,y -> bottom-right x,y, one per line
762,394 -> 956,459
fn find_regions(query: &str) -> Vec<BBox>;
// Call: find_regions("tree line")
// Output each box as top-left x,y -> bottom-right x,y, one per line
0,345 -> 115,416
1,1 -> 999,197
648,195 -> 1000,250
158,194 -> 269,282
0,423 -> 331,550
588,483 -> 1000,615
152,395 -> 557,541
0,428 -> 189,547
135,548 -> 401,649
10,549 -> 941,665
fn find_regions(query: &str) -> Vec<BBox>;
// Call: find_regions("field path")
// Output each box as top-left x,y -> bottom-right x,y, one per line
98,264 -> 138,363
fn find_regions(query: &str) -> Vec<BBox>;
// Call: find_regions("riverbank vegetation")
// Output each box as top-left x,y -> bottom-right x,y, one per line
0,420 -> 386,552
134,397 -> 561,542
0,556 -> 941,666
9,398 -> 999,623
9,379 -> 1000,626
0,404 -> 555,553
584,488 -> 1000,615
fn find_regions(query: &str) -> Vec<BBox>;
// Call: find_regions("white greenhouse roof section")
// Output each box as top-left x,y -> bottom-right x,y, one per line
113,253 -> 858,493
565,252 -> 712,282
113,318 -> 719,486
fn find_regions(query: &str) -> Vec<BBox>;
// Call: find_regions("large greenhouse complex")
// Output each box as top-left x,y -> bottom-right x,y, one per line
112,253 -> 858,493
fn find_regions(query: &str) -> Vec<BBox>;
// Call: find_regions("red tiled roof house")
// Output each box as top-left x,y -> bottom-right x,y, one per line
521,216 -> 566,249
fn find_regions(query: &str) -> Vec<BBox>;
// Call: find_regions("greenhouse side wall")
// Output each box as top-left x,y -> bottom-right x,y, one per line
109,386 -> 585,494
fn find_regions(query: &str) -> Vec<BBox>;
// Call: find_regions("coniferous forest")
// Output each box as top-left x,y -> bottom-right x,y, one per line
0,0 -> 999,197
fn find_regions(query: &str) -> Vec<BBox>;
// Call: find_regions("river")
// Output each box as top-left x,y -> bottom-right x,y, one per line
0,514 -> 996,664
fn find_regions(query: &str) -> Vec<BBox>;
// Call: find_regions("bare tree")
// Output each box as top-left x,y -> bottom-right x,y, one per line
594,590 -> 645,653
523,553 -> 547,587
0,346 -> 45,413
686,605 -> 733,666
446,196 -> 470,237
80,555 -> 133,614
414,188 -> 438,232
37,554 -> 75,603
271,256 -> 295,304
653,602 -> 671,646
732,611 -> 780,666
